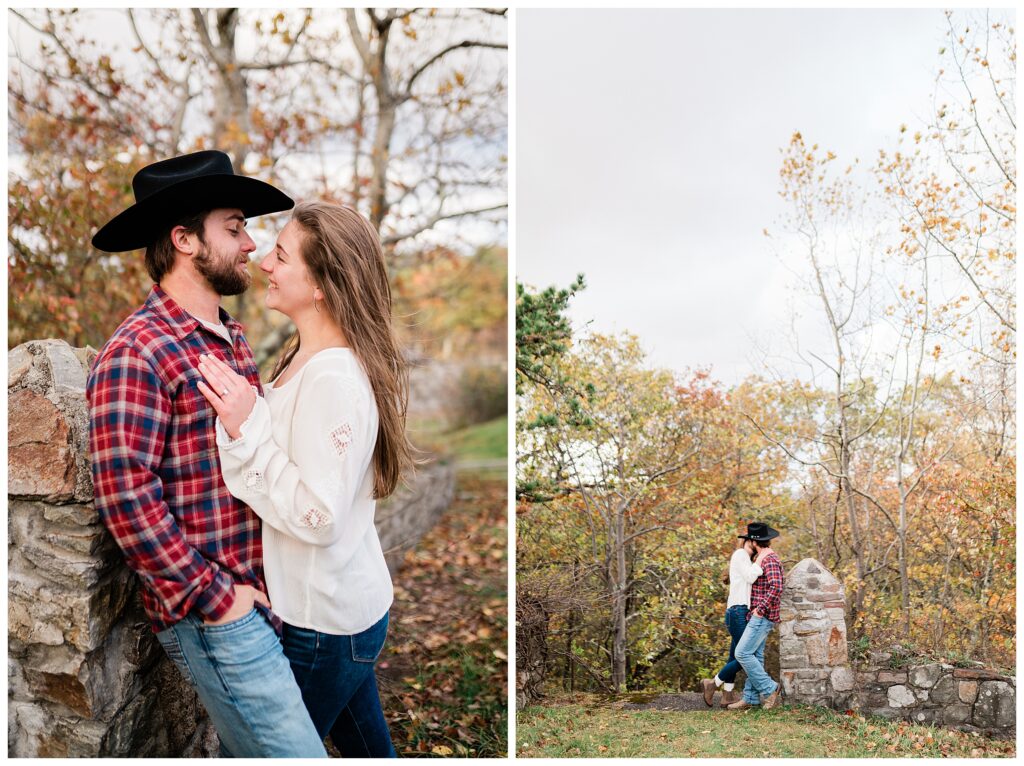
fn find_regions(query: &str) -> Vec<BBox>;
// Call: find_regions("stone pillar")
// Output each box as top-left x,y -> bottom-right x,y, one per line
8,340 -> 215,757
779,558 -> 853,709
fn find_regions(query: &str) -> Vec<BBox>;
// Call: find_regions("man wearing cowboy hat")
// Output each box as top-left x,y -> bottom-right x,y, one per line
86,151 -> 326,757
727,522 -> 785,711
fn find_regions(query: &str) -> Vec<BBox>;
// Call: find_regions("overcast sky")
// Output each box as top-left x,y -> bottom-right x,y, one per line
8,9 -> 507,255
517,8 -> 987,386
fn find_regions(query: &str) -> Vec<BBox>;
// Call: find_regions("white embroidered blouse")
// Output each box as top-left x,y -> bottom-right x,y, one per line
215,348 -> 393,635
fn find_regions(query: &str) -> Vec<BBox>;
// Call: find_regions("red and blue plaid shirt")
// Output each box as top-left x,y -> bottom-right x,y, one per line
88,285 -> 267,633
748,551 -> 784,623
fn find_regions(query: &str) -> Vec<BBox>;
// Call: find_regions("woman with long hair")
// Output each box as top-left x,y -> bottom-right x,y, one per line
196,201 -> 413,756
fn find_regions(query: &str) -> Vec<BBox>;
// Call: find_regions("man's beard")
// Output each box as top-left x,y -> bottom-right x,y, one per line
194,239 -> 252,296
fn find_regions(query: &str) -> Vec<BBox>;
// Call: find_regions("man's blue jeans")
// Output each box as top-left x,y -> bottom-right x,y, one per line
716,604 -> 749,684
282,612 -> 397,758
735,614 -> 779,705
156,608 -> 327,757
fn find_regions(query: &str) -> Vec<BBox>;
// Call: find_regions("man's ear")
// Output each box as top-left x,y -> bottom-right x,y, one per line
170,225 -> 195,255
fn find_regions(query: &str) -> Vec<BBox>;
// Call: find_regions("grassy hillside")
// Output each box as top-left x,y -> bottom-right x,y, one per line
518,696 -> 1014,758
447,416 -> 507,462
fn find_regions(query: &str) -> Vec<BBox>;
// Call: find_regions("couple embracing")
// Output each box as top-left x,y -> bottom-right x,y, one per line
87,151 -> 411,757
701,522 -> 785,711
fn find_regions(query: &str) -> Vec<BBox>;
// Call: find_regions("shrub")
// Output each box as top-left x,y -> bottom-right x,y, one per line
457,364 -> 507,427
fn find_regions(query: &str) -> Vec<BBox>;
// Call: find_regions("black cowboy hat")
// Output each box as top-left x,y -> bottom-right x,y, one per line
738,522 -> 780,542
91,150 -> 294,252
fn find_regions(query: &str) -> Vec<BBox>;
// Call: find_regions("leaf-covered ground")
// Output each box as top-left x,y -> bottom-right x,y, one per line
517,695 -> 1015,758
378,473 -> 508,757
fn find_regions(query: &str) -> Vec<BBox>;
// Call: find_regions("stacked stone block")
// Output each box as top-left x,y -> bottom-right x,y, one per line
778,558 -> 854,709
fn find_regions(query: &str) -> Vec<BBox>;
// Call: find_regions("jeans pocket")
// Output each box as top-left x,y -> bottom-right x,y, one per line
351,613 -> 389,663
157,626 -> 198,687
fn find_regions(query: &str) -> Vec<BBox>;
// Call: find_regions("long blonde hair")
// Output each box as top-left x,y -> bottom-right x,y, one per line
271,201 -> 413,498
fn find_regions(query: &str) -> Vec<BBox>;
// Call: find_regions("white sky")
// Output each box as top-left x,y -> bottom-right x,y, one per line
517,8 -> 994,386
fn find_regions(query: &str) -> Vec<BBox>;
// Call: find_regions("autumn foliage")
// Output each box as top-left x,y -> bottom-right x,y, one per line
8,8 -> 507,366
516,11 -> 1014,698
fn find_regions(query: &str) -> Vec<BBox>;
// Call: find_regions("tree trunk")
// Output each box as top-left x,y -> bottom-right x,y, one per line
564,559 -> 578,692
839,417 -> 866,620
194,9 -> 252,170
898,488 -> 910,636
931,540 -> 956,652
610,512 -> 627,692
347,9 -> 397,233
369,97 -> 396,230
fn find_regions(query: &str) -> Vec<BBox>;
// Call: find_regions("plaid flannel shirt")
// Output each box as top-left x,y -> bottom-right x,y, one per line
747,551 -> 784,623
87,285 -> 267,633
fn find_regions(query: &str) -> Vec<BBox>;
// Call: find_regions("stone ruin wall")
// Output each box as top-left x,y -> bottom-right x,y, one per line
8,339 -> 455,757
780,558 -> 1014,737
854,658 -> 1015,734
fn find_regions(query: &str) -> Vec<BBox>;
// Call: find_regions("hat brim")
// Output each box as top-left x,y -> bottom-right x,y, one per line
747,526 -> 781,542
92,174 -> 294,252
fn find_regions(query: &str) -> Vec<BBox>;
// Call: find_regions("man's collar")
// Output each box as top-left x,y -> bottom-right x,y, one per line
145,284 -> 244,341
145,284 -> 201,341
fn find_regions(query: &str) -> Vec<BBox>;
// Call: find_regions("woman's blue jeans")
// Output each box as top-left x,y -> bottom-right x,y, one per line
282,613 -> 397,758
716,604 -> 748,684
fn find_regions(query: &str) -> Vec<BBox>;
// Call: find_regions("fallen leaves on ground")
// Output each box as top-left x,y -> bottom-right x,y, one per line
379,473 -> 508,757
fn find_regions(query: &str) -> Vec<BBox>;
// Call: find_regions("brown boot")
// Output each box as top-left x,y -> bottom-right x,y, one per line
762,689 -> 782,710
700,678 -> 718,707
727,698 -> 753,710
719,689 -> 741,708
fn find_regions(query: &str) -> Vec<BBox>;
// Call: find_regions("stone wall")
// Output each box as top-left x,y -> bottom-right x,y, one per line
8,339 -> 456,757
854,657 -> 1015,736
8,340 -> 215,757
778,558 -> 1015,737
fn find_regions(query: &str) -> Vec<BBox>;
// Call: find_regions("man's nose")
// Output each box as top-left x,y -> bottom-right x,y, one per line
240,231 -> 257,253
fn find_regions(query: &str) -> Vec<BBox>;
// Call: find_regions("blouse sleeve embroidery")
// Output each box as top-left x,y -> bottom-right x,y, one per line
244,468 -> 266,493
330,421 -> 354,456
301,507 -> 331,532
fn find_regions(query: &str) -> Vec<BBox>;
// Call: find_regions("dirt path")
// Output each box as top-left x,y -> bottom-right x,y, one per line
621,692 -> 724,713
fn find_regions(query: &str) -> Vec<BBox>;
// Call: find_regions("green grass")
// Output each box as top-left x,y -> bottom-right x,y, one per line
517,697 -> 1015,758
446,416 -> 508,462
